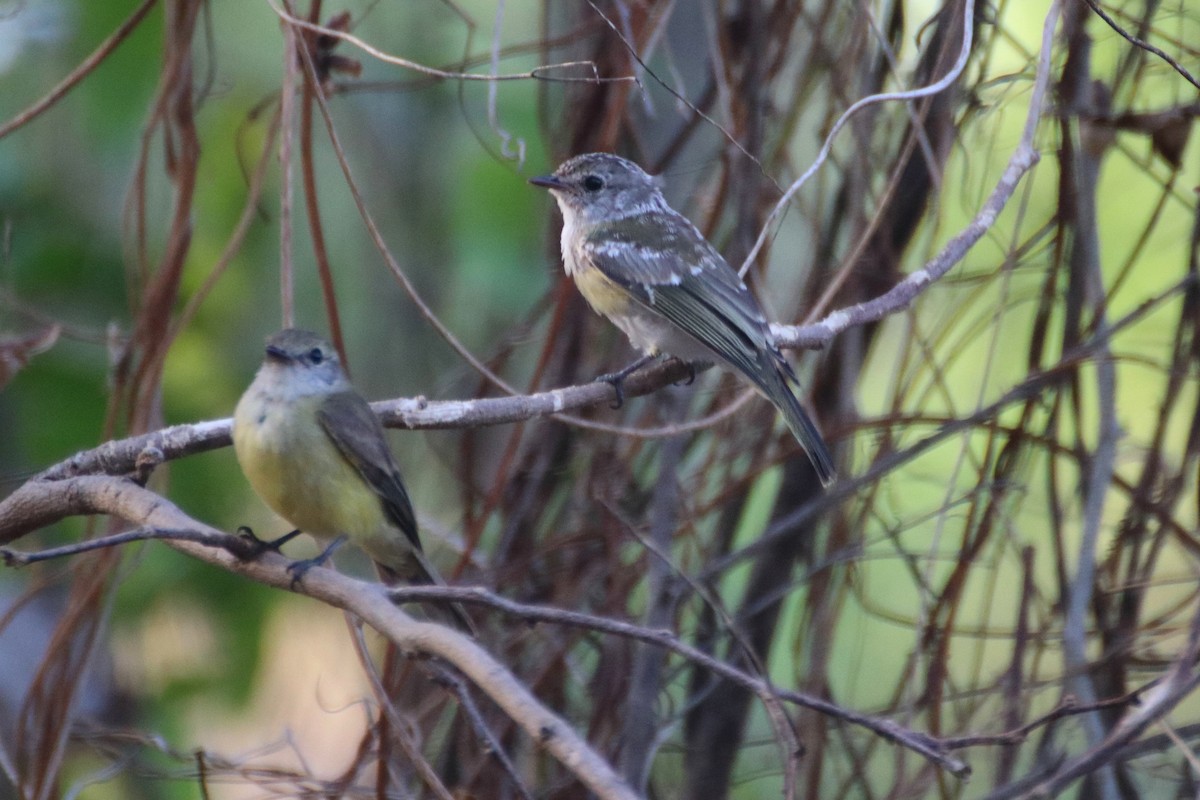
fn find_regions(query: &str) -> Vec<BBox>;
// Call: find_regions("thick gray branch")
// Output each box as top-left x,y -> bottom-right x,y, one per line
0,475 -> 639,800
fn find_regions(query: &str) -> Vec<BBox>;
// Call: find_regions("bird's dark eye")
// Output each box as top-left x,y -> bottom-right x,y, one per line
582,175 -> 604,192
308,347 -> 324,365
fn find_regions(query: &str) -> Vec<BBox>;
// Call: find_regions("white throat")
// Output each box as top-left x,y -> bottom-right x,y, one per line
553,196 -> 582,277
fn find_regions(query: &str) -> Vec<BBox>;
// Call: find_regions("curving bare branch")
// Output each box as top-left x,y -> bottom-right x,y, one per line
0,475 -> 638,800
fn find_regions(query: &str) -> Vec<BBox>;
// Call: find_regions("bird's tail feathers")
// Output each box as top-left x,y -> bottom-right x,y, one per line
756,360 -> 837,487
376,554 -> 476,635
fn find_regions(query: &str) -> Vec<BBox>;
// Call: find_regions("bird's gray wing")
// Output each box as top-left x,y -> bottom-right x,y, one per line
584,211 -> 774,379
586,213 -> 836,484
317,391 -> 422,552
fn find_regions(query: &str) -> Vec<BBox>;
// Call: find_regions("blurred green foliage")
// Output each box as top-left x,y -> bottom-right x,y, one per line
0,0 -> 568,736
2,1 -> 1199,797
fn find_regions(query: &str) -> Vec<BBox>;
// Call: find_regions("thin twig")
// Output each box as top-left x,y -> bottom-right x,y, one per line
583,0 -> 771,184
385,584 -> 970,776
994,598 -> 1200,799
278,6 -> 298,328
293,0 -> 348,367
1080,0 -> 1200,90
171,105 -> 283,337
429,662 -> 537,800
1,525 -> 253,566
23,268 -> 1193,499
268,0 -> 634,84
0,475 -> 640,800
346,622 -> 458,800
619,394 -> 685,791
0,0 -> 160,140
293,33 -> 522,397
738,0 -> 977,273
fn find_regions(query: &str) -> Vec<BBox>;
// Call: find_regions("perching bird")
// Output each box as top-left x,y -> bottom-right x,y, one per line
530,152 -> 836,485
232,328 -> 472,631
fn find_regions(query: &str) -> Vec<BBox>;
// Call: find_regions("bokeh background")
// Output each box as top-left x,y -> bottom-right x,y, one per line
2,1 -> 1199,798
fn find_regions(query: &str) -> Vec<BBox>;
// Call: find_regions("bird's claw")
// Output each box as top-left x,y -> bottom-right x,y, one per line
671,359 -> 698,387
286,558 -> 318,589
595,370 -> 629,409
236,526 -> 302,559
594,355 -> 655,409
284,535 -> 347,589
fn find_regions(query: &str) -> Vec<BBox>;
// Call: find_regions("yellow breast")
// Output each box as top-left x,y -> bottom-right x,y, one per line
570,259 -> 633,319
232,391 -> 386,543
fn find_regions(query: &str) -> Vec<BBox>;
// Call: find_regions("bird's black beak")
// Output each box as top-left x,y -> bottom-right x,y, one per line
529,174 -> 565,190
265,344 -> 290,363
